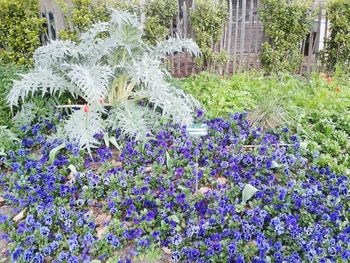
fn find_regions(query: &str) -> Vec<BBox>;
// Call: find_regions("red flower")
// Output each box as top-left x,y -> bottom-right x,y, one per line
84,104 -> 89,113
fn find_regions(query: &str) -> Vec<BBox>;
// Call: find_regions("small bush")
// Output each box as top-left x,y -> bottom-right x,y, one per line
259,0 -> 314,73
190,0 -> 227,69
143,0 -> 178,45
0,0 -> 44,64
320,0 -> 350,72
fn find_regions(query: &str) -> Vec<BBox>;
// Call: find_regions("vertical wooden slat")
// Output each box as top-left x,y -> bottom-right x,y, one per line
226,0 -> 233,74
246,0 -> 254,70
299,40 -> 306,74
239,0 -> 247,71
314,7 -> 323,70
233,0 -> 240,73
254,0 -> 260,69
191,0 -> 196,74
140,0 -> 146,25
183,1 -> 189,76
176,11 -> 181,77
306,32 -> 314,72
170,19 -> 174,76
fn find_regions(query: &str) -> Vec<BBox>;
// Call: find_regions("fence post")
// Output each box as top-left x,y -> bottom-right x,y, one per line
233,0 -> 240,73
239,0 -> 247,71
140,0 -> 146,25
226,0 -> 233,74
246,0 -> 254,70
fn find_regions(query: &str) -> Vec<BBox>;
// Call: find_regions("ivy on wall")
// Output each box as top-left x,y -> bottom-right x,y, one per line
189,0 -> 227,69
0,0 -> 44,64
320,0 -> 350,72
259,0 -> 314,73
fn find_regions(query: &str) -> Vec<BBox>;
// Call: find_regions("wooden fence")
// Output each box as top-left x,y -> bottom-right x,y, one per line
40,0 -> 328,77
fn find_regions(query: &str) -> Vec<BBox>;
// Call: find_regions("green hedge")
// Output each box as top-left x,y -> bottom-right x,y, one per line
259,0 -> 314,73
0,0 -> 44,64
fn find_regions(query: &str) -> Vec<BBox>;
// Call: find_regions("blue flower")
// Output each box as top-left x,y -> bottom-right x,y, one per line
12,246 -> 23,261
171,251 -> 181,262
190,249 -> 200,260
40,226 -> 50,237
228,243 -> 236,255
68,255 -> 79,263
105,233 -> 114,243
58,251 -> 69,261
24,249 -> 34,261
112,237 -> 120,247
32,253 -> 44,263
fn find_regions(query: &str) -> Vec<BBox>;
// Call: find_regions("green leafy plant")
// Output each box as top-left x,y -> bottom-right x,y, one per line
0,64 -> 28,126
320,0 -> 350,72
189,0 -> 227,69
7,10 -> 200,154
144,0 -> 178,45
259,0 -> 314,73
0,0 -> 44,64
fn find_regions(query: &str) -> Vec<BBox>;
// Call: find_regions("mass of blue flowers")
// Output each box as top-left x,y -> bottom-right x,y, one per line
0,112 -> 349,262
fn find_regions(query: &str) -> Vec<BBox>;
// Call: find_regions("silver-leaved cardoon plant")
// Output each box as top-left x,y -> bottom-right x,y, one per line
7,10 -> 201,154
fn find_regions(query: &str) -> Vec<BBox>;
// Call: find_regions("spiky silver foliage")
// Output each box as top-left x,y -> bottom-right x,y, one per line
7,10 -> 201,152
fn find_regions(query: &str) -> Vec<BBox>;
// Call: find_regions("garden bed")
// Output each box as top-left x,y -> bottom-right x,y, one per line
0,113 -> 349,262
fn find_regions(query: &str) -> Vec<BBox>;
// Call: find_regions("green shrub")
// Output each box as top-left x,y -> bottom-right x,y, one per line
0,0 -> 44,64
189,0 -> 227,69
259,0 -> 314,73
144,0 -> 178,45
320,0 -> 350,72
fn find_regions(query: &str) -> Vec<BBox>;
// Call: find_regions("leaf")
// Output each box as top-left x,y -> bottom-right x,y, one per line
242,184 -> 259,205
68,164 -> 77,174
166,151 -> 172,169
103,133 -> 110,148
300,141 -> 308,149
162,247 -> 172,255
168,215 -> 180,223
49,143 -> 66,164
109,136 -> 121,150
271,161 -> 280,169
13,208 -> 27,222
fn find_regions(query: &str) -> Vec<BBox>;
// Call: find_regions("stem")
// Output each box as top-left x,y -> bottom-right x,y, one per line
195,160 -> 199,193
56,104 -> 112,108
